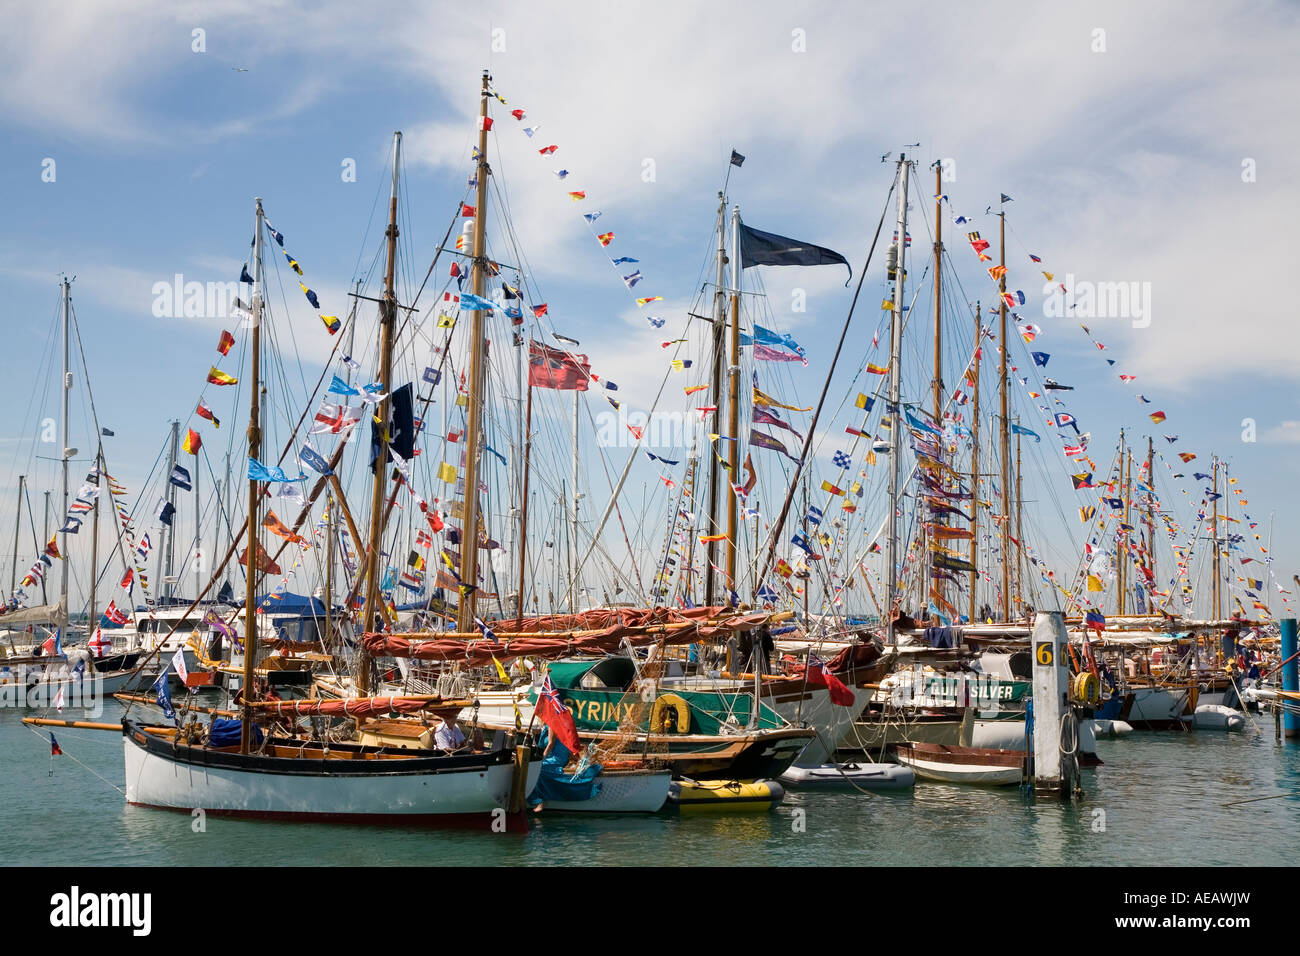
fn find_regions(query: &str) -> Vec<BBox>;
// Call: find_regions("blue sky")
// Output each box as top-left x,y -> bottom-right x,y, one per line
1,0 -> 1297,619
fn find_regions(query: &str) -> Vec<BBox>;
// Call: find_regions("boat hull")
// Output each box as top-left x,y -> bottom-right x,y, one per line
541,769 -> 671,813
892,743 -> 1026,787
122,721 -> 538,822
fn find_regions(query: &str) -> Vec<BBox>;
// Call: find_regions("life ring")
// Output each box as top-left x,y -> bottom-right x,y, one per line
1073,671 -> 1101,705
650,693 -> 691,734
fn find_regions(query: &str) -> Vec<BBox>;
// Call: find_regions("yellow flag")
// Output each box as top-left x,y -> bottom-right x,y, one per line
1086,574 -> 1104,592
455,394 -> 469,407
881,299 -> 895,311
865,450 -> 877,466
855,393 -> 871,409
492,656 -> 511,684
437,313 -> 456,329
438,463 -> 458,483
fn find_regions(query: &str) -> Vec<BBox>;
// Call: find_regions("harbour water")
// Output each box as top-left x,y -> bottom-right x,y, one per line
6,700 -> 1299,866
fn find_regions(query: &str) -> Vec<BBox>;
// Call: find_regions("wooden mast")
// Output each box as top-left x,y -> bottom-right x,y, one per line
360,131 -> 402,692
1014,419 -> 1023,616
239,198 -> 265,755
884,156 -> 910,644
514,376 -> 534,627
969,302 -> 980,622
929,164 -> 944,617
704,192 -> 727,607
1146,436 -> 1155,599
1119,433 -> 1130,616
457,71 -> 492,634
998,205 -> 1010,622
59,277 -> 71,633
86,449 -> 101,646
1211,456 -> 1220,620
726,205 -> 741,591
10,475 -> 23,601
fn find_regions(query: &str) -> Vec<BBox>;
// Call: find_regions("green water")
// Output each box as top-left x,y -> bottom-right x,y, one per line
5,700 -> 1299,866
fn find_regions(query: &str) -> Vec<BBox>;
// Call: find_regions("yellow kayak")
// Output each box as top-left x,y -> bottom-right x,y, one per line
667,778 -> 785,814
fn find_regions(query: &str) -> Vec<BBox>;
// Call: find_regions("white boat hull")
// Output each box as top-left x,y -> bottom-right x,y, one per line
123,729 -> 539,821
1127,686 -> 1191,727
541,770 -> 671,813
893,751 -> 1023,786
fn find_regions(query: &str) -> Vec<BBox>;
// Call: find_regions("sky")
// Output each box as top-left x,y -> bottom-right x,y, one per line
1,0 -> 1297,619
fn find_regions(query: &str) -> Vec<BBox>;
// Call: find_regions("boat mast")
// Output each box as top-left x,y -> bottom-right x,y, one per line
1014,418 -> 1023,616
997,205 -> 1010,622
1211,456 -> 1220,620
1146,436 -> 1155,596
361,130 -> 402,685
929,163 -> 943,617
59,277 -> 72,632
969,302 -> 980,623
456,72 -> 492,634
1120,435 -> 1131,616
726,205 -> 742,591
87,449 -> 100,640
193,447 -> 201,601
884,156 -> 910,645
704,192 -> 727,607
514,375 -> 534,626
10,475 -> 23,602
163,420 -> 179,603
239,197 -> 265,755
570,391 -> 580,610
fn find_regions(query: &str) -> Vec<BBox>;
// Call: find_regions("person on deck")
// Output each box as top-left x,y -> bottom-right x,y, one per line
434,713 -> 468,752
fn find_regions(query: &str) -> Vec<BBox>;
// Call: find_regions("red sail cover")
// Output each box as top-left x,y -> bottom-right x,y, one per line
363,607 -> 773,667
528,342 -> 590,391
251,696 -> 462,720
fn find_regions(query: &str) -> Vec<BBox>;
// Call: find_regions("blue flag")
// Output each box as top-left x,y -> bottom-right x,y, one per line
328,375 -> 360,396
298,446 -> 334,476
1031,351 -> 1050,367
153,671 -> 177,724
247,458 -> 306,483
1011,423 -> 1041,443
458,292 -> 497,312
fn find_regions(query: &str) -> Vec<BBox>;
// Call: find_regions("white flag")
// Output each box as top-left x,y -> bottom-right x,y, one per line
171,647 -> 189,689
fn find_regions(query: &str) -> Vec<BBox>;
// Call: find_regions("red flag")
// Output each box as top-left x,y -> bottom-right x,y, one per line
217,330 -> 235,355
461,204 -> 476,217
802,655 -> 855,706
537,675 -> 583,753
528,342 -> 590,390
239,542 -> 282,575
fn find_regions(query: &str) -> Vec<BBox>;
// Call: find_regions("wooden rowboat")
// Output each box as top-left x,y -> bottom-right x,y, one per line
892,742 -> 1026,786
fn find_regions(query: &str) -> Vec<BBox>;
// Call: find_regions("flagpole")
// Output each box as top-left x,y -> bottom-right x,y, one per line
457,72 -> 492,634
885,156 -> 910,646
239,197 -> 265,755
1146,436 -> 1155,594
1015,417 -> 1024,616
1120,434 -> 1130,616
361,130 -> 402,688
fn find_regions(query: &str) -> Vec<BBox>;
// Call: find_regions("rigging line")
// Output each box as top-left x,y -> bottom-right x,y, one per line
25,722 -> 126,795
752,177 -> 898,592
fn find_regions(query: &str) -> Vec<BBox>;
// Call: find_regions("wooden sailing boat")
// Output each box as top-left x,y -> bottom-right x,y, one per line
123,108 -> 542,821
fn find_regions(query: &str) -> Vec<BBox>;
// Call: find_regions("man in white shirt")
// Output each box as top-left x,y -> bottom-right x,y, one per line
434,714 -> 468,752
